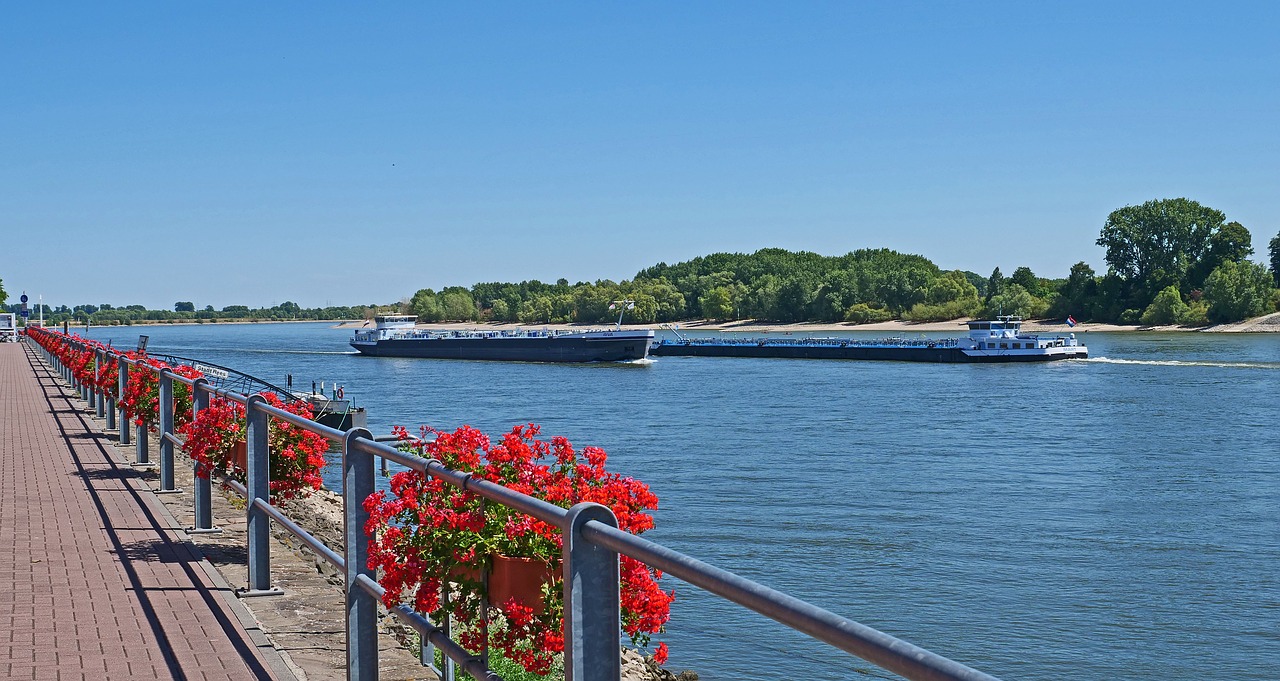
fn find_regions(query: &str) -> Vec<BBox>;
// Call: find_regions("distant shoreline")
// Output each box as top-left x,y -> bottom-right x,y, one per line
40,318 -> 349,330
36,312 -> 1280,334
333,312 -> 1280,334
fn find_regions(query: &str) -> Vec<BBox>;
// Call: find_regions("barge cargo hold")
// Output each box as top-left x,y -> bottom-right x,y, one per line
650,317 -> 1086,363
351,315 -> 653,363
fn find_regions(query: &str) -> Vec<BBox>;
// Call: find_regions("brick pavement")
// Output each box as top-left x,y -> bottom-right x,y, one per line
0,341 -> 291,680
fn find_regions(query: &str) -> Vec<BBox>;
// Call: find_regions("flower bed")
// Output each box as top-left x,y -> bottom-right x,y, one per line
177,392 -> 329,501
28,328 -> 326,503
365,423 -> 673,673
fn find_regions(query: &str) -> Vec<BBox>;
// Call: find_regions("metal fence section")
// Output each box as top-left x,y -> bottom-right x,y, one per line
27,328 -> 1003,681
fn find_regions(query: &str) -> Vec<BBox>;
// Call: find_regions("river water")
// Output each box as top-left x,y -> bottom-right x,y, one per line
77,322 -> 1280,679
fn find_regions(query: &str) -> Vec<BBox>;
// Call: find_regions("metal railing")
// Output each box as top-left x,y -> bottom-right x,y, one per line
28,328 -> 1002,681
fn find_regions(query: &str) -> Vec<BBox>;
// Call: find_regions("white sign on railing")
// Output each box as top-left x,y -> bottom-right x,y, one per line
193,363 -> 230,380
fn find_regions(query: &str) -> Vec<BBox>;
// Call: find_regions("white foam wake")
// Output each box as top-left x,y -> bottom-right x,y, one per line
1085,357 -> 1280,370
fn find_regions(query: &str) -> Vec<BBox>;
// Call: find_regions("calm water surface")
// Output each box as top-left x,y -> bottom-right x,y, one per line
80,323 -> 1280,679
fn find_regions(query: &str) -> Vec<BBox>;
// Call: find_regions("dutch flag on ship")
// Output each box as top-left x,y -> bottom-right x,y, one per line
1066,315 -> 1077,327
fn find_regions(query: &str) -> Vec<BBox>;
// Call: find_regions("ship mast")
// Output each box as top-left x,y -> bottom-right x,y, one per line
610,300 -> 635,330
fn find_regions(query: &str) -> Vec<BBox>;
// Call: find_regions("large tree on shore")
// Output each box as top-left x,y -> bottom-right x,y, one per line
1270,230 -> 1280,287
1096,198 -> 1245,298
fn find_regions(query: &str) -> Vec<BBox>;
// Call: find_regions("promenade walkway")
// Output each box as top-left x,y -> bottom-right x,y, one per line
0,341 -> 292,680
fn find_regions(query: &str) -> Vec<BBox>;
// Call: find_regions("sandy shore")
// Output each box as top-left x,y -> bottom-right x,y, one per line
334,312 -> 1280,334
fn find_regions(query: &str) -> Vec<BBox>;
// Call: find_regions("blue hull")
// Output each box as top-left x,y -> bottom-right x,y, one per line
649,341 -> 1085,363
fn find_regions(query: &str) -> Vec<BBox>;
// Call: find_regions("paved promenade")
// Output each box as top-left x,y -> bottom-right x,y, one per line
0,341 -> 292,680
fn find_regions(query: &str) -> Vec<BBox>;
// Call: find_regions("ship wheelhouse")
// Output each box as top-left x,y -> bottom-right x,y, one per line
960,316 -> 1082,355
350,315 -> 419,343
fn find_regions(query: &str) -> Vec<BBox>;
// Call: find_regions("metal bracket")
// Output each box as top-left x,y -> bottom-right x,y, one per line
236,587 -> 285,598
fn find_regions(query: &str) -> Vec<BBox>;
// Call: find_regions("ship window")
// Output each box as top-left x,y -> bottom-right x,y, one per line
999,342 -> 1008,349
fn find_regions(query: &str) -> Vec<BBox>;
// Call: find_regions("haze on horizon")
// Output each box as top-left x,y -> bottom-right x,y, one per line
3,2 -> 1277,310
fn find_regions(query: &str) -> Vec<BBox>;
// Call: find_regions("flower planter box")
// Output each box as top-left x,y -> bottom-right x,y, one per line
489,555 -> 556,614
231,439 -> 247,472
451,555 -> 556,614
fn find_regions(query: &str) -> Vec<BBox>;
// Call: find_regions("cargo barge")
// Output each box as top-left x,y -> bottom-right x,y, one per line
649,317 -> 1086,363
350,315 -> 653,363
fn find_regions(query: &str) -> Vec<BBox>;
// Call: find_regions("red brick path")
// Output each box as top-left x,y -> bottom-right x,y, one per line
0,342 -> 286,680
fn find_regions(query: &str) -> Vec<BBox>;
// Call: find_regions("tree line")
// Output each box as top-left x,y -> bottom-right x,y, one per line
7,197 -> 1279,327
1,299 -> 381,326
406,198 -> 1279,326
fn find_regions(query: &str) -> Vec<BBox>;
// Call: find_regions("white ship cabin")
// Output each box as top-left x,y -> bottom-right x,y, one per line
351,315 -> 418,343
960,316 -> 1083,355
374,315 -> 417,330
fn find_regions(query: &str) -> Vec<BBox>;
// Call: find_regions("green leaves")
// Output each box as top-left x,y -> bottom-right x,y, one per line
1204,260 -> 1274,323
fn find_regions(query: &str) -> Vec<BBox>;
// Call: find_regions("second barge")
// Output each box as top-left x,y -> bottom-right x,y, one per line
649,317 -> 1086,363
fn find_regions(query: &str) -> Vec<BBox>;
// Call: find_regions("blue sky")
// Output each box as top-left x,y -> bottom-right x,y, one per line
4,2 -> 1278,310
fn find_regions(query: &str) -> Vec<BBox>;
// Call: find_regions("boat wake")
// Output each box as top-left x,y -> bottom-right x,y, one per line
154,347 -> 361,357
620,357 -> 657,366
1085,357 -> 1280,370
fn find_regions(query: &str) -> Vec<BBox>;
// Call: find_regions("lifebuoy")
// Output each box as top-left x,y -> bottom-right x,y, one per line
336,387 -> 344,399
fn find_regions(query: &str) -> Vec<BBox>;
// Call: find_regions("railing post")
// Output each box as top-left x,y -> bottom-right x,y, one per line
94,349 -> 106,418
240,394 -> 282,597
133,360 -> 150,467
117,358 -> 131,446
86,349 -> 96,409
343,428 -> 377,681
106,374 -> 117,433
188,379 -> 220,535
135,419 -> 150,466
156,369 -> 180,493
563,502 -> 621,681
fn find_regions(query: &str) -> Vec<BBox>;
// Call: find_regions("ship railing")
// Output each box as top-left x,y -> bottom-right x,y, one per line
30,326 -> 1004,681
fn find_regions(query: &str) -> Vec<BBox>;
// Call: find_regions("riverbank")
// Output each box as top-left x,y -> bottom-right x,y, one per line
35,318 -> 351,330
333,311 -> 1280,334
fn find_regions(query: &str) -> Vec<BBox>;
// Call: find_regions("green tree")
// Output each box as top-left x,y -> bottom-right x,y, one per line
1190,221 -> 1253,287
1010,267 -> 1040,297
438,287 -> 477,321
1270,231 -> 1280,286
1203,260 -> 1274,323
775,274 -> 818,322
1139,286 -> 1190,325
174,301 -> 195,312
903,270 -> 981,321
1096,198 -> 1229,297
984,284 -> 1048,319
1050,262 -> 1098,319
518,296 -> 553,323
699,286 -> 735,320
572,282 -> 618,323
962,271 -> 986,297
984,267 -> 1004,304
409,289 -> 444,322
631,278 -> 686,322
0,278 -> 8,309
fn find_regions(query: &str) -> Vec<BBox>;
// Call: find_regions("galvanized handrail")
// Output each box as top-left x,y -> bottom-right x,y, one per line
27,327 -> 1003,681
